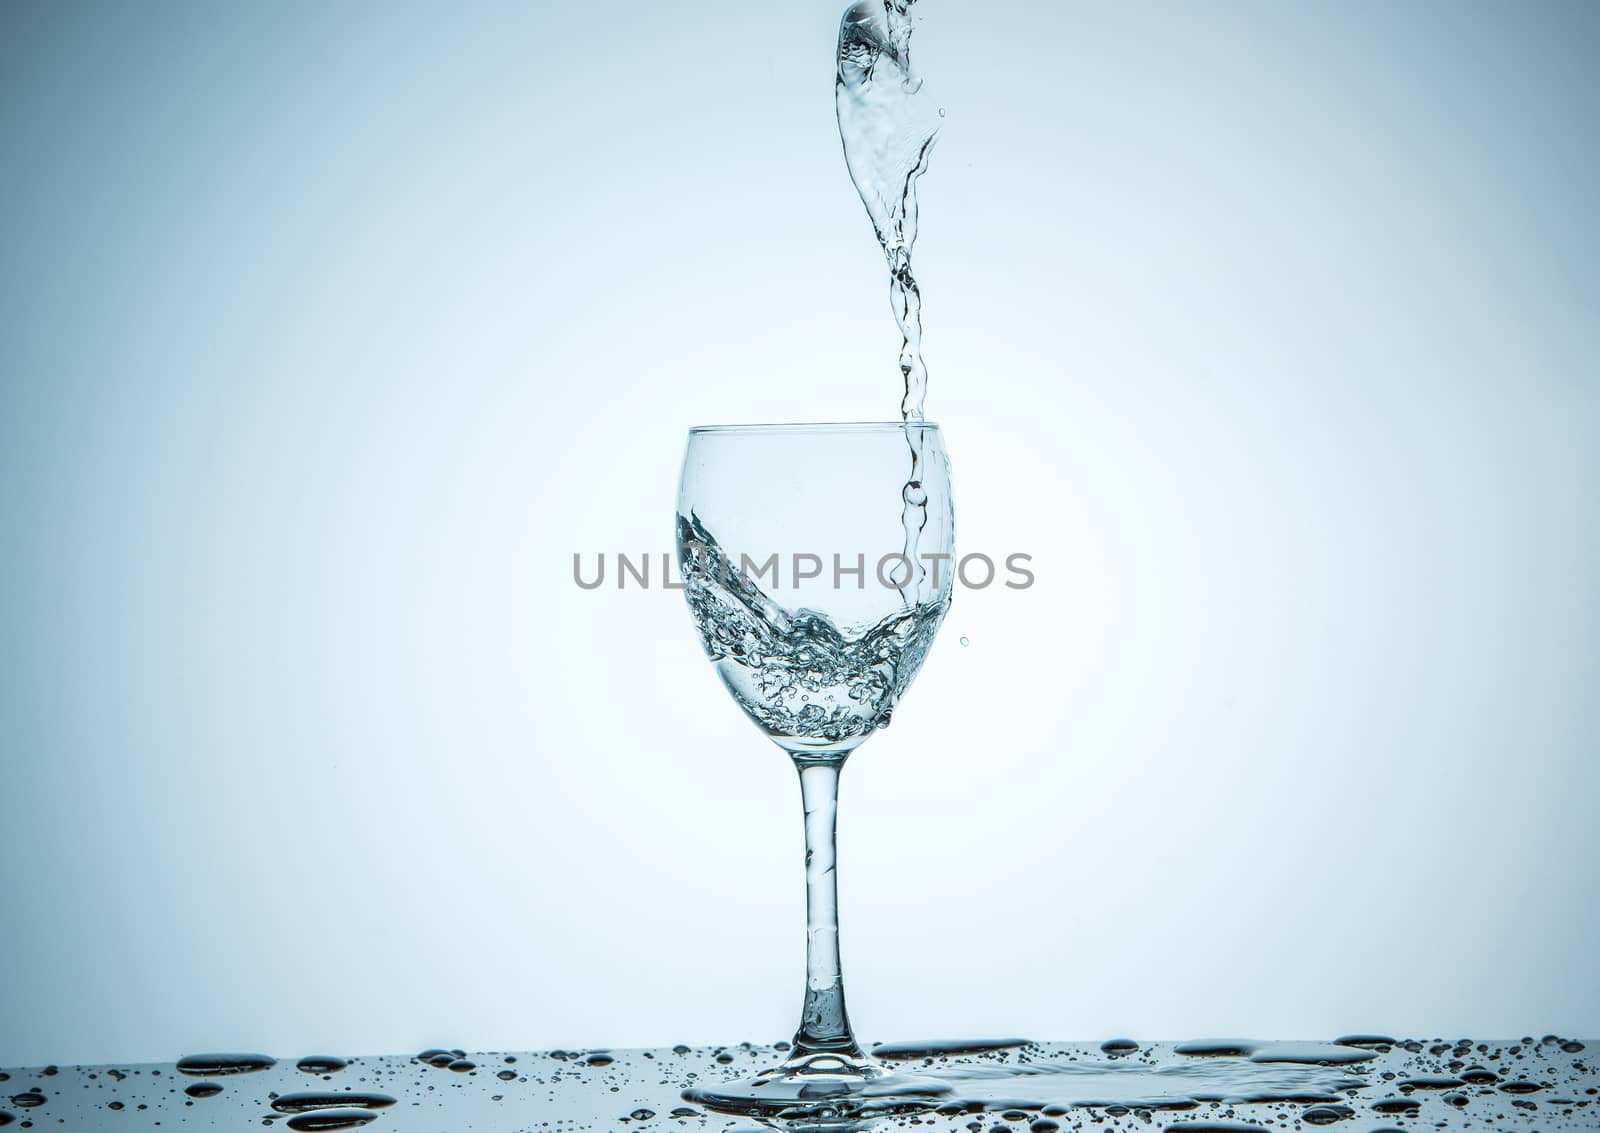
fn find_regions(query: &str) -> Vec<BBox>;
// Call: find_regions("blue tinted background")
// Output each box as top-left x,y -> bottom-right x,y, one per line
1,0 -> 1596,1066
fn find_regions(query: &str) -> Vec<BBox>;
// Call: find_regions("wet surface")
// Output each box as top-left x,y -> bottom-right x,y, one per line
0,1036 -> 1593,1131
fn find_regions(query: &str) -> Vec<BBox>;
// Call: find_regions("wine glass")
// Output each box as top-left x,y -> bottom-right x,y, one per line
675,422 -> 955,1123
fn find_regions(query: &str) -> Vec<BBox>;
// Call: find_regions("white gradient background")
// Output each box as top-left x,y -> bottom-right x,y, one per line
2,0 -> 1597,1068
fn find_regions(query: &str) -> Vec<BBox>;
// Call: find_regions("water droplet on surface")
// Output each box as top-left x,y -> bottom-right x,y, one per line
1174,1039 -> 1261,1058
874,1038 -> 1032,1060
1301,1104 -> 1354,1125
586,1055 -> 615,1067
1372,1098 -> 1420,1114
1248,1042 -> 1374,1065
630,1108 -> 656,1120
959,636 -> 969,646
496,1070 -> 517,1081
271,1093 -> 396,1114
1100,1038 -> 1139,1056
1334,1034 -> 1395,1049
1401,1075 -> 1463,1090
8,1037 -> 1598,1131
446,1059 -> 475,1072
176,1054 -> 275,1077
296,1057 -> 348,1075
8,1094 -> 44,1110
285,1112 -> 377,1132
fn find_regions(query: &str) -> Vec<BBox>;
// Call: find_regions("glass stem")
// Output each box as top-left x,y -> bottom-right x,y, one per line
789,753 -> 865,1062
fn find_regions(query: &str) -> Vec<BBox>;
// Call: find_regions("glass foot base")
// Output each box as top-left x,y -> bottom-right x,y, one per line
682,1053 -> 950,1128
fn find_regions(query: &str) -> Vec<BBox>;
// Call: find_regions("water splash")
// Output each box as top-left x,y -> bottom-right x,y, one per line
678,512 -> 947,748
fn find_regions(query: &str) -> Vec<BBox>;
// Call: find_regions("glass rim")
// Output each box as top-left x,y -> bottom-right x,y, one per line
687,420 -> 941,435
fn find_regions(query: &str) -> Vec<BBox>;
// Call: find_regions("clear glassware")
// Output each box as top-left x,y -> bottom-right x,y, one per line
675,422 -> 955,1123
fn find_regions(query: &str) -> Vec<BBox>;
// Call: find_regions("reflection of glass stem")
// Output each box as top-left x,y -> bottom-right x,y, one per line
788,754 -> 866,1066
